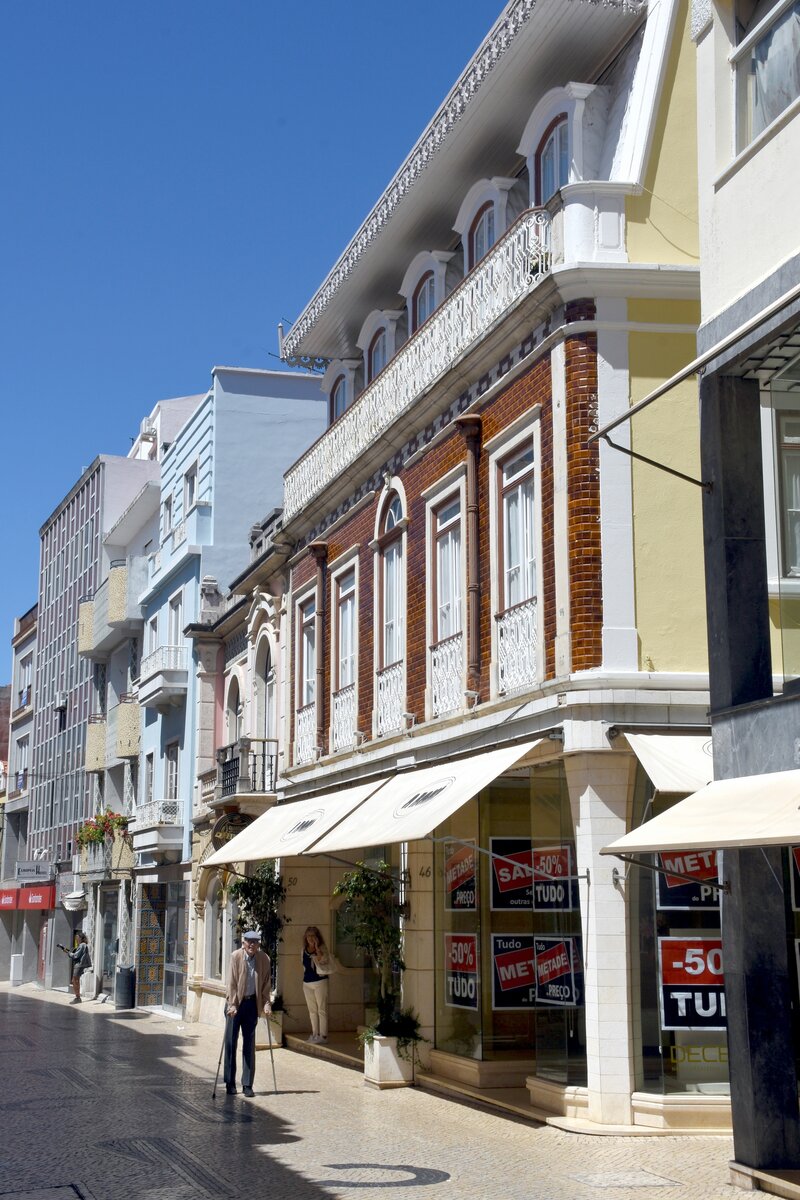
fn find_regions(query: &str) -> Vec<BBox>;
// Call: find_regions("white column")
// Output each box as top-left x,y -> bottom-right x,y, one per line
402,840 -> 434,1066
565,746 -> 636,1126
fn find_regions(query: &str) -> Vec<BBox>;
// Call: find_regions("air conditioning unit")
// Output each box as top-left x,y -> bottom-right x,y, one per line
54,690 -> 68,710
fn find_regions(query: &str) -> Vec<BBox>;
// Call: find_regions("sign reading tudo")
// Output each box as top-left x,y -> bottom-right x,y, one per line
444,932 -> 479,1009
490,839 -> 577,912
658,936 -> 726,1030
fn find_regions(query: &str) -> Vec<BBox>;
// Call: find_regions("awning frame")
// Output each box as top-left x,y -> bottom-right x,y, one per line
425,834 -> 590,886
609,851 -> 729,893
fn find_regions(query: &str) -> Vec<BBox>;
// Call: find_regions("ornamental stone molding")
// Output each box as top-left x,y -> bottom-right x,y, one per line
690,0 -> 712,40
282,0 -> 637,358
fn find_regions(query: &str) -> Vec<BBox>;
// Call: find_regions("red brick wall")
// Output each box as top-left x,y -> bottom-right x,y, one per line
288,319 -> 602,755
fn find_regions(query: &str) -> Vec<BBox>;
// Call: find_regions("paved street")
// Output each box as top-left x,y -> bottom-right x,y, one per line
0,983 -> 737,1200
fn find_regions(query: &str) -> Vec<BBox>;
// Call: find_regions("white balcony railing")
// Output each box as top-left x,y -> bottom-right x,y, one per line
376,662 -> 404,736
295,702 -> 317,765
139,645 -> 187,680
284,207 -> 552,521
431,632 -> 464,718
331,685 -> 356,753
134,799 -> 183,829
496,598 -> 538,694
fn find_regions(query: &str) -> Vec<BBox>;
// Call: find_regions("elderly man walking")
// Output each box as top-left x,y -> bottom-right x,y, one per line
224,930 -> 271,1097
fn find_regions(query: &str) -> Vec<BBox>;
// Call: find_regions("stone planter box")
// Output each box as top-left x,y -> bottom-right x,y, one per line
255,1012 -> 283,1049
363,1034 -> 414,1089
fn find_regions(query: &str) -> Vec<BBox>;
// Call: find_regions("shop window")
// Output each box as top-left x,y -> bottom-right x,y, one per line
734,0 -> 800,150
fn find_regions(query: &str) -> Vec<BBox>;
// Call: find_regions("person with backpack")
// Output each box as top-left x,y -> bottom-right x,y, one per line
59,932 -> 91,1003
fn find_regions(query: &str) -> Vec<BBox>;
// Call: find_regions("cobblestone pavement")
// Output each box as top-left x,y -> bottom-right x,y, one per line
0,984 -> 736,1200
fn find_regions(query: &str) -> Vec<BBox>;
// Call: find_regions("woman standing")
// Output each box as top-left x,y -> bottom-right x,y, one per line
301,926 -> 333,1043
60,932 -> 91,1004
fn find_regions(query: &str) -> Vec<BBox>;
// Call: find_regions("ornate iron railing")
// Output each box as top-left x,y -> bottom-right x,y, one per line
135,799 -> 183,828
431,632 -> 464,718
295,703 -> 317,765
331,685 -> 356,752
376,662 -> 404,736
496,598 -> 538,693
283,207 -> 552,520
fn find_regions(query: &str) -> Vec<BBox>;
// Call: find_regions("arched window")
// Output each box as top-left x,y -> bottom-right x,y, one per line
469,202 -> 496,269
368,329 -> 388,383
413,272 -> 436,332
374,489 -> 406,737
208,878 -> 225,980
331,375 -> 348,421
226,677 -> 241,743
381,495 -> 404,669
536,117 -> 569,204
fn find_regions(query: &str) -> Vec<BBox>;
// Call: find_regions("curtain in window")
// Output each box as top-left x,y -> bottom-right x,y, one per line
383,540 -> 404,666
339,591 -> 355,687
302,619 -> 316,705
753,3 -> 800,137
437,526 -> 462,640
504,479 -> 536,607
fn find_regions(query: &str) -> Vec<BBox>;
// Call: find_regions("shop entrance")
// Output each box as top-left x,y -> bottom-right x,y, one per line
100,887 -> 118,996
163,882 -> 186,1012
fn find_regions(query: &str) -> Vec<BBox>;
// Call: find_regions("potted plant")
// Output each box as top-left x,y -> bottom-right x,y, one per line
333,860 -> 423,1087
229,861 -> 288,1047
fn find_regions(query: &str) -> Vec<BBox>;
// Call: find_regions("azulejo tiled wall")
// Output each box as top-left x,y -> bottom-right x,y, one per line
137,883 -> 166,1006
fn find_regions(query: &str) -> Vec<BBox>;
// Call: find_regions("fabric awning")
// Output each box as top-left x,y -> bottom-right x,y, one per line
201,779 -> 387,869
625,733 -> 714,793
309,741 -> 540,856
600,768 -> 800,856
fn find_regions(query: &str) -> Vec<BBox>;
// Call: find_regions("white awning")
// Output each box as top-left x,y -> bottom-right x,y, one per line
309,741 -> 541,855
625,733 -> 714,793
201,779 -> 387,869
600,769 -> 800,856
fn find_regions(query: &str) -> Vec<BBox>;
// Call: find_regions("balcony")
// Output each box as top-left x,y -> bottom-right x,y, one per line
7,769 -> 28,802
137,645 -> 189,709
147,503 -> 212,583
80,831 -> 134,881
77,599 -> 94,654
215,738 -> 279,803
283,208 -> 552,522
331,685 -> 356,753
431,632 -> 464,718
79,560 -> 148,659
12,685 -> 31,720
496,599 -> 538,694
376,662 -> 404,737
295,702 -> 317,766
115,694 -> 141,757
84,715 -> 107,773
131,799 -> 184,859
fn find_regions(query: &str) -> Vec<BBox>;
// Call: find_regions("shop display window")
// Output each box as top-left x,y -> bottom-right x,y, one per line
434,760 -> 585,1085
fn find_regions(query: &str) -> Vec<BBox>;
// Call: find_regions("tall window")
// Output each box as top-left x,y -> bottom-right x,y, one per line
336,569 -> 356,689
144,752 -> 154,805
331,376 -> 348,421
537,118 -> 569,203
165,742 -> 179,800
735,0 -> 800,149
227,677 -> 242,742
169,593 -> 183,645
184,464 -> 197,511
147,615 -> 158,655
209,879 -> 224,980
469,203 -> 495,269
413,272 -> 436,331
368,330 -> 388,383
779,412 -> 800,575
381,496 -> 405,667
18,653 -> 32,709
299,597 -> 316,707
500,445 -> 537,608
162,495 -> 173,535
434,497 -> 462,641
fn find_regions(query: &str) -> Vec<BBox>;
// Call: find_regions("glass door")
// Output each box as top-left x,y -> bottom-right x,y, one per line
100,888 -> 118,995
163,882 -> 186,1012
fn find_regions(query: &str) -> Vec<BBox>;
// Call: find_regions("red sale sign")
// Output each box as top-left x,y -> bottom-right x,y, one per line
444,933 -> 479,1010
0,888 -> 18,910
659,936 -> 726,1030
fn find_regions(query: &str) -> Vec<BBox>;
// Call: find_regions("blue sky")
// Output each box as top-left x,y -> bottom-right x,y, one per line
0,2 -> 497,672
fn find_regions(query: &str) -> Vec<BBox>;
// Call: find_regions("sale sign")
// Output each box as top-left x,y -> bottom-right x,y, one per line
490,839 -> 577,911
444,933 -> 479,1009
492,934 -> 537,1009
658,936 -> 726,1031
444,841 -> 477,911
656,849 -> 721,911
534,936 -> 583,1007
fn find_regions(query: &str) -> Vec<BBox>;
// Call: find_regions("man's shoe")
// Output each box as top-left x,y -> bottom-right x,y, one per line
225,1084 -> 237,1095
69,997 -> 81,1005
243,1086 -> 255,1097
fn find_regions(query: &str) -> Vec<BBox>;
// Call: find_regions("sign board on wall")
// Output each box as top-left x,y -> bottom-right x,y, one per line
211,813 -> 254,852
444,842 -> 477,911
656,850 -> 720,911
490,839 -> 577,912
18,885 -> 56,911
491,934 -> 583,1010
658,936 -> 726,1030
533,935 -> 583,1008
0,888 -> 18,911
444,933 -> 479,1009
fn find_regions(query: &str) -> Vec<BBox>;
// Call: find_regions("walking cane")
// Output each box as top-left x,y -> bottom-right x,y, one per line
266,1011 -> 278,1094
211,1019 -> 227,1099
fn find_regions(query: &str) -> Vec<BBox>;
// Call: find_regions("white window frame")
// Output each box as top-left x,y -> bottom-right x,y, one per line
486,411 -> 544,699
371,481 -> 409,738
147,614 -> 159,655
399,251 -> 454,334
453,178 -> 516,276
423,468 -> 467,719
168,589 -> 183,647
295,586 -> 317,710
162,494 -> 173,537
165,740 -> 180,801
328,550 -> 360,750
731,0 -> 800,152
144,752 -> 154,805
184,462 -> 198,513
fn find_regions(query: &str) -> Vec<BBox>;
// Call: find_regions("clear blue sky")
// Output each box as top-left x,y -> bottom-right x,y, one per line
0,2 -> 497,674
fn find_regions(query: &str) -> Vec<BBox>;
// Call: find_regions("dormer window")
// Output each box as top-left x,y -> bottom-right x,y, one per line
413,272 -> 436,331
368,329 -> 388,383
537,117 -> 569,203
469,203 -> 495,268
331,375 -> 348,420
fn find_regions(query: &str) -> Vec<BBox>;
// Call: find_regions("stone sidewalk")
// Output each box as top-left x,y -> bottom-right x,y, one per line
0,982 -> 737,1200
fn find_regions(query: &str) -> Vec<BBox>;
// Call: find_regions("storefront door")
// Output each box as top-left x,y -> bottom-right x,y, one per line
163,882 -> 186,1012
100,888 -> 118,995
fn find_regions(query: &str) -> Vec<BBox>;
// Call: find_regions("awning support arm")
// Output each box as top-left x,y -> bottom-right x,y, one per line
610,852 -> 730,894
601,434 -> 712,493
425,834 -> 590,885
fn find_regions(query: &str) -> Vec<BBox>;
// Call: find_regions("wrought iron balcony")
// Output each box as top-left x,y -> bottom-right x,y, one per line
295,702 -> 317,766
218,737 -> 279,798
331,684 -> 356,752
283,207 -> 552,521
496,598 -> 538,694
130,799 -> 184,859
431,632 -> 464,718
138,645 -> 189,709
376,662 -> 404,736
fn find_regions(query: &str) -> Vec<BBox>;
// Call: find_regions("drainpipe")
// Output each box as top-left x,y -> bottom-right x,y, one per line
455,415 -> 482,697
